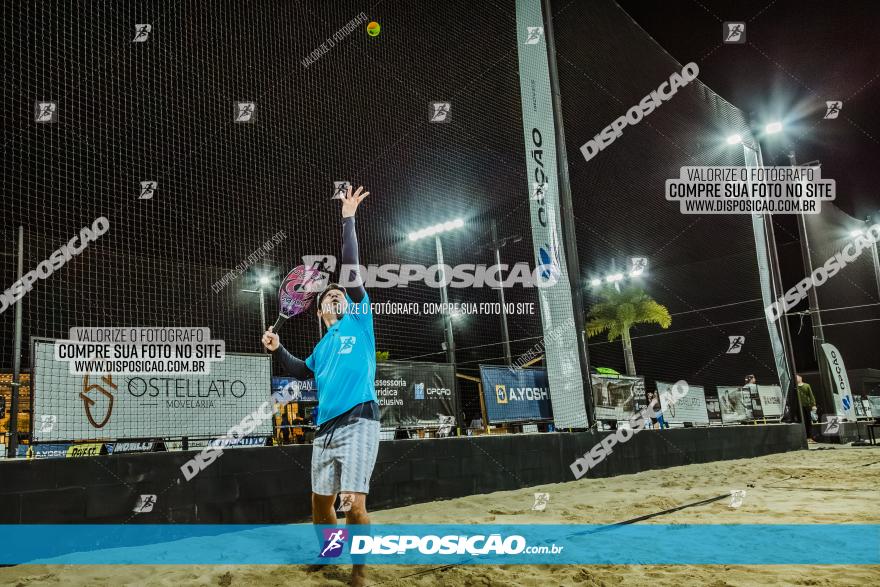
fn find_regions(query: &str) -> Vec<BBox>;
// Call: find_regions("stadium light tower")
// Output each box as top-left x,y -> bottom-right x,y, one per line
765,121 -> 783,135
242,271 -> 273,346
408,218 -> 464,366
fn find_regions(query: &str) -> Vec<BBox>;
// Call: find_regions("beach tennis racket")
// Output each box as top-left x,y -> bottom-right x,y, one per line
270,265 -> 327,331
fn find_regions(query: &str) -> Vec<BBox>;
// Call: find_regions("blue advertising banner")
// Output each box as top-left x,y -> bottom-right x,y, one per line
271,377 -> 318,403
2,524 -> 877,565
479,366 -> 552,423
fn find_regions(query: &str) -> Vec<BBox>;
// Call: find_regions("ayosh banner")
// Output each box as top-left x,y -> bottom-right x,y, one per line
515,0 -> 588,428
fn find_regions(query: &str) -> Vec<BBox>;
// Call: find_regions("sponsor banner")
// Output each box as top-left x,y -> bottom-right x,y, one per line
820,343 -> 856,419
32,340 -> 272,442
865,396 -> 880,417
208,435 -> 267,448
515,0 -> 588,428
272,377 -> 318,403
6,524 -> 878,565
16,443 -> 71,459
657,382 -> 708,425
107,441 -> 155,454
757,385 -> 784,417
718,386 -> 754,423
480,366 -> 553,424
66,443 -> 104,458
705,396 -> 721,420
591,374 -> 644,421
375,361 -> 457,428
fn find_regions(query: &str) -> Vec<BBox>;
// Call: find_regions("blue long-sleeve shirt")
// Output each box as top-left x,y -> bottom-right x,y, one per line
274,217 -> 364,379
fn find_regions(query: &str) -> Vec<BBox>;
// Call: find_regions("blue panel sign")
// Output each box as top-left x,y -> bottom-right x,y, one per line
479,366 -> 553,424
271,377 -> 318,403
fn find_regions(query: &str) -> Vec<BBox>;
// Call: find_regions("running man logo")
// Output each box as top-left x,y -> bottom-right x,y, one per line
139,180 -> 157,200
727,335 -> 745,354
320,528 -> 348,558
35,101 -> 57,123
531,492 -> 550,511
235,102 -> 256,122
728,489 -> 747,509
132,24 -> 152,42
823,415 -> 841,436
629,257 -> 647,276
495,384 -> 508,404
133,494 -> 157,513
332,181 -> 351,200
81,374 -> 116,428
338,493 -> 354,513
824,101 -> 842,119
524,26 -> 544,45
429,101 -> 451,123
531,182 -> 548,201
339,336 -> 356,354
723,22 -> 746,43
39,415 -> 57,433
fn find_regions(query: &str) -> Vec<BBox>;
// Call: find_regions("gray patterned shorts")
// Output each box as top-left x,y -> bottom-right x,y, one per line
311,417 -> 380,496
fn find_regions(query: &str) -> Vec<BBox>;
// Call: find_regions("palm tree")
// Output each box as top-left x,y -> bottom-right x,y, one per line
585,285 -> 671,376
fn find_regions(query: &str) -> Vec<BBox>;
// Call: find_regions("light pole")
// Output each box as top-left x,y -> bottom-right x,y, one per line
853,216 -> 880,300
732,123 -> 803,425
408,219 -> 464,366
243,275 -> 271,352
486,219 -> 520,365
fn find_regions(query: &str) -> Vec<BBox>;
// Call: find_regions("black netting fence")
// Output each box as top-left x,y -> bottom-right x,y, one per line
804,202 -> 880,369
2,0 -> 791,445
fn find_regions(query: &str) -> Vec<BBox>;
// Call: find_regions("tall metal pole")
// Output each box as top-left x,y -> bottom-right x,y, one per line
435,235 -> 456,366
542,0 -> 595,427
753,144 -> 799,423
490,220 -> 513,365
789,152 -> 826,360
8,226 -> 24,458
258,288 -> 266,333
868,214 -> 880,300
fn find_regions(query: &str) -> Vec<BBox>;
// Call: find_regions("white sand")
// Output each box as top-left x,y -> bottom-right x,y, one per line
2,446 -> 878,586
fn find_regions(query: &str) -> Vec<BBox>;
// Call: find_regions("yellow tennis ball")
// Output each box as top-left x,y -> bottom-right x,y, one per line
367,21 -> 381,37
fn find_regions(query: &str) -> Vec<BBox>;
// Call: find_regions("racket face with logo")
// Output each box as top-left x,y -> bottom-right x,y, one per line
277,264 -> 327,318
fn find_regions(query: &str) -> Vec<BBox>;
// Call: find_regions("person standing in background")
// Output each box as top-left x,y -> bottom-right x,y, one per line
797,374 -> 816,443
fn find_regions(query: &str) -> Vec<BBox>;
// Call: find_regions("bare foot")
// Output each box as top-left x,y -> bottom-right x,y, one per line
350,567 -> 366,587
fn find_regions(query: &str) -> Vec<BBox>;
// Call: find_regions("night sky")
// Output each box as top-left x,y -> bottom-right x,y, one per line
617,0 -> 880,220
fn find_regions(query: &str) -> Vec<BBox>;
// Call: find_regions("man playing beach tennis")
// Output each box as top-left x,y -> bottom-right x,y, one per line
262,185 -> 377,587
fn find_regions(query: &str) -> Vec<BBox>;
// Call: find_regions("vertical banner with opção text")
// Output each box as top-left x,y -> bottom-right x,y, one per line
820,343 -> 856,419
515,0 -> 588,428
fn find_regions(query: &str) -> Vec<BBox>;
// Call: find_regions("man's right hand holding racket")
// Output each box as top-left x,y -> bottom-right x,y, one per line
262,326 -> 280,352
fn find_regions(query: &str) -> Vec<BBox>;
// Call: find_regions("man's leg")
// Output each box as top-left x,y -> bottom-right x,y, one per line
312,492 -> 338,525
337,419 -> 381,587
342,492 -> 369,586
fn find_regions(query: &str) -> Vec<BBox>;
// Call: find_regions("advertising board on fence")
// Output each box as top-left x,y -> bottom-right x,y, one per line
591,374 -> 645,422
271,377 -> 318,403
375,361 -> 457,427
32,339 -> 272,442
757,385 -> 784,418
480,366 -> 552,424
718,386 -> 751,423
657,381 -> 709,425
